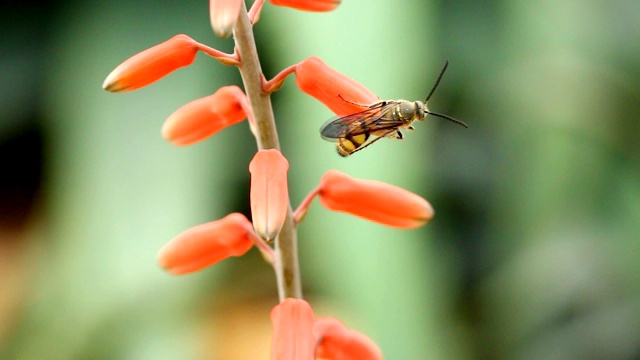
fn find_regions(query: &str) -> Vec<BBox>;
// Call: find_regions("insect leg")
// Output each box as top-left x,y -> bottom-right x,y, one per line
349,129 -> 398,155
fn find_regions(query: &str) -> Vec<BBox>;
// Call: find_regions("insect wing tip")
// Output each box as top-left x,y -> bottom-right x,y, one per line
319,116 -> 342,139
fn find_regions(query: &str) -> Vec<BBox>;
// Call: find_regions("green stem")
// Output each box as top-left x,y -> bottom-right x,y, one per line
233,1 -> 302,300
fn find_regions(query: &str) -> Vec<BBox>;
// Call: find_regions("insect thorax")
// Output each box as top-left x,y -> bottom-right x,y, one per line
390,100 -> 424,122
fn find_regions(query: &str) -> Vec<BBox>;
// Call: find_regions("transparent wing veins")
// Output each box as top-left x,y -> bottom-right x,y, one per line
319,101 -> 405,139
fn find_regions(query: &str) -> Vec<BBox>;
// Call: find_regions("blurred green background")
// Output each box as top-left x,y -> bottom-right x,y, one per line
1,1 -> 639,359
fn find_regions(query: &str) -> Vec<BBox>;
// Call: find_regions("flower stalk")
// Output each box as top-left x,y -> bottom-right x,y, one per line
233,1 -> 302,300
196,43 -> 240,65
102,1 -> 441,356
263,63 -> 298,93
293,185 -> 320,224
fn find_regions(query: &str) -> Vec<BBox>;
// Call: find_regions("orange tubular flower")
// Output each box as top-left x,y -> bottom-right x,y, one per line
162,86 -> 249,146
210,0 -> 242,38
249,149 -> 290,242
318,170 -> 434,229
296,56 -> 379,116
103,34 -> 199,93
270,0 -> 341,12
314,318 -> 383,360
271,299 -> 383,360
271,299 -> 316,360
158,213 -> 254,275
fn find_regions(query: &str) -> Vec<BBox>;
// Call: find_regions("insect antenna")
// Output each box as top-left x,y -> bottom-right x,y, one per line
423,61 -> 468,128
427,111 -> 468,128
425,60 -> 449,103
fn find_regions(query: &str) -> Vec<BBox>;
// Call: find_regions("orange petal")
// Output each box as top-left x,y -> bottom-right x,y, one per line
296,56 -> 379,116
271,298 -> 316,360
210,0 -> 242,38
103,34 -> 199,93
269,0 -> 340,12
249,149 -> 289,242
313,317 -> 383,360
318,170 -> 434,228
162,86 -> 248,146
158,213 -> 253,275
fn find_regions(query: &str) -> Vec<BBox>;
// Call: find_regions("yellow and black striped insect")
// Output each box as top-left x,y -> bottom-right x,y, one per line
319,61 -> 467,157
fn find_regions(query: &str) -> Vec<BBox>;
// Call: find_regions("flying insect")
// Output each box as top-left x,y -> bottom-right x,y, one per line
319,61 -> 467,157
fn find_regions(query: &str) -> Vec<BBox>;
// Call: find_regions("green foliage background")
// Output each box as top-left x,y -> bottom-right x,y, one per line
1,1 -> 639,359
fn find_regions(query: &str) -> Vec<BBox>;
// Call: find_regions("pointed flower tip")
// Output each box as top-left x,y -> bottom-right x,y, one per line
296,56 -> 378,116
162,86 -> 248,146
270,0 -> 341,12
318,170 -> 434,228
314,318 -> 383,360
249,149 -> 289,242
102,34 -> 199,93
158,213 -> 253,275
210,0 -> 242,38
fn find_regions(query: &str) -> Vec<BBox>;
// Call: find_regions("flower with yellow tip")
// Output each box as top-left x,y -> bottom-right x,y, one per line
102,35 -> 199,93
162,86 -> 252,146
209,0 -> 242,38
318,170 -> 434,228
158,213 -> 254,275
249,149 -> 290,242
296,56 -> 379,116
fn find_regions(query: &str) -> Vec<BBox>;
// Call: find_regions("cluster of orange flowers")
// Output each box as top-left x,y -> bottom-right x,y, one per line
103,0 -> 434,358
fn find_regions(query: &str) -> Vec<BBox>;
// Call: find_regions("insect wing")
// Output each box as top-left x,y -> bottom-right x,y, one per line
320,116 -> 348,142
319,101 -> 404,141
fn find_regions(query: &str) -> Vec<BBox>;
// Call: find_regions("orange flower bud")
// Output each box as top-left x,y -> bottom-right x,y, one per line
271,298 -> 316,360
270,0 -> 341,12
103,34 -> 199,93
158,213 -> 253,275
318,170 -> 434,228
270,299 -> 383,360
314,318 -> 383,360
162,86 -> 249,146
249,149 -> 289,242
210,0 -> 242,38
296,56 -> 379,116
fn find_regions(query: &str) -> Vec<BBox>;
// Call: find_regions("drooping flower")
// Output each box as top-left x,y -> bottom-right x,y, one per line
271,299 -> 383,359
271,298 -> 316,360
158,213 -> 254,275
162,85 -> 251,146
210,0 -> 242,38
314,317 -> 383,360
318,170 -> 434,228
249,149 -> 290,242
269,0 -> 341,12
295,56 -> 379,116
103,34 -> 199,93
